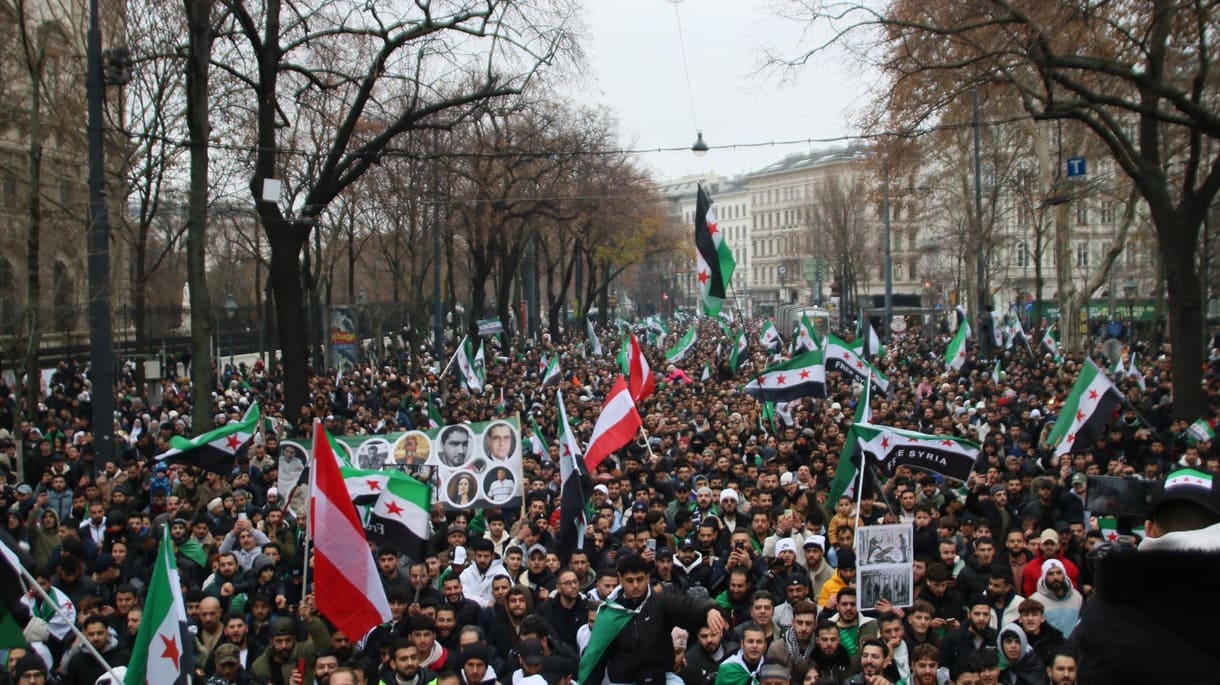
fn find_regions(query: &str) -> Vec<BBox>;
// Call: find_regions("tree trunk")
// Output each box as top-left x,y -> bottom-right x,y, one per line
267,224 -> 309,420
23,85 -> 43,422
1158,217 -> 1205,419
185,0 -> 214,433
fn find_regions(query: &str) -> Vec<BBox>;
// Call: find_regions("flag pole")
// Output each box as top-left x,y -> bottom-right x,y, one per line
439,335 -> 468,378
301,429 -> 316,598
5,550 -> 125,684
638,425 -> 656,459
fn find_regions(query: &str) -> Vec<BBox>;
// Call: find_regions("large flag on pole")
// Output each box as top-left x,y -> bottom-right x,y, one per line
155,402 -> 261,473
694,184 -> 736,317
742,350 -> 826,402
587,319 -> 603,356
310,422 -> 392,639
760,320 -> 782,353
556,391 -> 588,556
625,334 -> 655,403
1047,359 -> 1123,458
945,321 -> 972,371
794,314 -> 820,354
665,325 -> 698,364
1041,327 -> 1063,363
124,527 -> 194,685
456,338 -> 484,392
362,471 -> 431,561
584,377 -> 642,472
853,422 -> 982,482
728,328 -> 749,373
826,335 -> 890,393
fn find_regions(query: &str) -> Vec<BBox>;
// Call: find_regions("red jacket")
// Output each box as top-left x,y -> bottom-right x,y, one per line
1021,551 -> 1080,597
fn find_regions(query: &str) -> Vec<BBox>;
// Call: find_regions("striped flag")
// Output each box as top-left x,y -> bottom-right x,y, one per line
124,527 -> 194,684
742,350 -> 826,402
946,322 -> 971,371
556,391 -> 588,555
728,328 -> 749,373
587,319 -> 603,355
1047,359 -> 1123,458
155,402 -> 261,474
1186,419 -> 1216,445
625,334 -> 655,403
794,313 -> 820,354
541,355 -> 562,387
584,377 -> 642,472
310,422 -> 392,639
760,320 -> 782,353
1041,327 -> 1063,363
826,335 -> 889,393
364,471 -> 431,561
456,339 -> 484,392
854,422 -> 981,482
528,415 -> 550,461
665,325 -> 698,364
694,184 -> 736,317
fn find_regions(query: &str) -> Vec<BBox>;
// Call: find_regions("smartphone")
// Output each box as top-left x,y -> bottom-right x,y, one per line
646,539 -> 656,552
238,513 -> 249,521
298,657 -> 306,676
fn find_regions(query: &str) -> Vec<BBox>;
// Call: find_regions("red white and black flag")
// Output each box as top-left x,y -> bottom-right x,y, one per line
695,184 -> 736,317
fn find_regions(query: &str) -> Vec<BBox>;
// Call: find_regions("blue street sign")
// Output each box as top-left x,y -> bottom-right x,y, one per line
1025,302 -> 1034,311
1067,157 -> 1087,178
1107,320 -> 1123,338
935,303 -> 944,311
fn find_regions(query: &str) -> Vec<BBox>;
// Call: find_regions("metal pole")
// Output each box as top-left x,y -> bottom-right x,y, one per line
431,130 -> 443,362
526,232 -> 538,339
87,0 -> 115,465
972,88 -> 987,317
883,159 -> 893,342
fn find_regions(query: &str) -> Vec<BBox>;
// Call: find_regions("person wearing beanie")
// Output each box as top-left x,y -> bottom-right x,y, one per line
817,548 -> 856,610
13,653 -> 48,681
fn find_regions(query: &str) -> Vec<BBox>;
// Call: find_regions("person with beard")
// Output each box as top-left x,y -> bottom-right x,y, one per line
1044,650 -> 1077,685
1070,468 -> 1220,683
522,545 -> 556,602
1019,530 -> 1080,599
956,537 -> 999,600
461,539 -> 508,608
487,585 -> 532,664
384,639 -> 432,685
717,490 -> 749,535
207,643 -> 254,685
1027,561 -> 1081,637
809,619 -> 858,682
917,562 -> 964,629
169,517 -> 207,586
938,597 -> 997,671
459,643 -> 502,685
250,605 -> 331,684
1003,530 -> 1032,593
984,567 -> 1024,631
579,553 -> 726,685
536,569 -> 587,651
801,536 -> 835,602
996,624 -> 1046,685
713,622 -> 767,685
674,541 -> 714,591
843,638 -> 896,685
712,567 -> 755,628
441,575 -> 482,628
686,624 -> 738,685
61,615 -> 129,685
770,574 -> 810,630
826,588 -> 878,659
219,611 -> 264,671
764,599 -> 817,666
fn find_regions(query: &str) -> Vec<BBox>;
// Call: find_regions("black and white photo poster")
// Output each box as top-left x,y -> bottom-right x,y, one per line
856,524 -> 914,607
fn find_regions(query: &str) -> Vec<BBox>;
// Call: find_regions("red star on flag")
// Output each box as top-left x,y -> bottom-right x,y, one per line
384,500 -> 404,516
842,352 -> 851,359
707,221 -> 718,235
880,437 -> 890,449
1105,530 -> 1119,542
225,434 -> 242,450
1088,389 -> 1099,400
159,633 -> 181,670
1066,433 -> 1076,443
941,440 -> 955,446
698,270 -> 709,284
1076,410 -> 1085,422
856,361 -> 864,369
799,369 -> 810,379
366,479 -> 382,491
775,374 -> 787,385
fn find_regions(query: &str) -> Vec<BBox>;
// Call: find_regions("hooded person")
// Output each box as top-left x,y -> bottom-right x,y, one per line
816,549 -> 855,610
1028,559 -> 1082,637
996,624 -> 1047,685
1070,467 -> 1220,683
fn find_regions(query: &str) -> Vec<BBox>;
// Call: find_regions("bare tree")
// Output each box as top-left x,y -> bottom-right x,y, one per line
803,170 -> 878,324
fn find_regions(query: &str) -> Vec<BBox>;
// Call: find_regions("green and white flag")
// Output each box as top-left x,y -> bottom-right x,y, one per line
794,313 -> 820,354
155,402 -> 261,473
427,399 -> 443,430
852,422 -> 982,482
993,356 -> 1003,382
714,652 -> 762,685
742,350 -> 826,402
728,328 -> 749,373
701,363 -> 711,382
1109,353 -> 1127,377
364,471 -> 432,560
826,335 -> 890,393
542,355 -> 562,387
342,467 -> 391,506
579,588 -> 649,685
125,527 -> 193,685
665,325 -> 698,364
1041,327 -> 1062,363
1098,516 -> 1144,542
760,320 -> 782,353
1047,359 -> 1123,458
694,184 -> 737,317
1164,468 -> 1214,491
456,338 -> 484,392
945,322 -> 972,371
617,337 -> 630,376
528,415 -> 549,460
1126,353 -> 1146,393
1186,419 -> 1216,445
587,319 -> 603,356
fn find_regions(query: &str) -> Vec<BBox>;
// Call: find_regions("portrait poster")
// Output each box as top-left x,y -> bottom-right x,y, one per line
278,416 -> 523,512
329,306 -> 358,373
856,523 -> 914,608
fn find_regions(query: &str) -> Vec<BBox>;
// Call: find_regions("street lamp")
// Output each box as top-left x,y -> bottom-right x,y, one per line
358,288 -> 368,361
1124,277 -> 1137,342
691,131 -> 709,156
224,294 -> 238,371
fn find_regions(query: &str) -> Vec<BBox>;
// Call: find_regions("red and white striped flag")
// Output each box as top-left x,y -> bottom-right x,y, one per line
584,376 -> 643,472
626,334 -> 655,403
310,420 -> 391,639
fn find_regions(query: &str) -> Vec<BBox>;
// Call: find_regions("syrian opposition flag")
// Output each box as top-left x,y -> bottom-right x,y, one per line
364,471 -> 431,561
1098,516 -> 1144,542
743,350 -> 826,402
665,325 -> 698,364
1041,327 -> 1063,363
856,319 -> 884,357
794,314 -> 820,354
124,527 -> 194,685
694,184 -> 736,317
826,335 -> 889,393
427,398 -> 444,430
556,391 -> 589,555
713,651 -> 763,685
828,431 -> 868,503
584,376 -> 642,472
760,320 -> 782,353
701,363 -> 711,381
309,421 -> 392,639
341,467 -> 393,508
456,338 -> 484,392
587,319 -> 603,355
945,321 -> 972,371
1047,359 -> 1123,458
1126,353 -> 1146,393
155,402 -> 261,473
854,422 -> 982,482
1164,468 -> 1214,492
625,334 -> 655,403
541,355 -> 562,387
528,415 -> 550,461
0,535 -> 34,650
1187,419 -> 1216,445
729,328 -> 749,373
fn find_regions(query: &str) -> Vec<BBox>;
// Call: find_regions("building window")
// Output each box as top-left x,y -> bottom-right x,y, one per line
909,258 -> 918,280
1076,241 -> 1089,267
1100,201 -> 1114,224
1016,242 -> 1030,268
894,262 -> 904,281
1016,201 -> 1030,225
1075,201 -> 1088,225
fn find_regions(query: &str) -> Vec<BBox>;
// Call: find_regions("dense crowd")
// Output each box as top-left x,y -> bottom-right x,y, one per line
0,316 -> 1218,685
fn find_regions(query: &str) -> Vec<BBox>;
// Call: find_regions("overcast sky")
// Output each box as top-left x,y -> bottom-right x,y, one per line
562,0 -> 875,183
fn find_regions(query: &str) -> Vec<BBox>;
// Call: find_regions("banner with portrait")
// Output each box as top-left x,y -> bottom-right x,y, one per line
278,416 -> 524,511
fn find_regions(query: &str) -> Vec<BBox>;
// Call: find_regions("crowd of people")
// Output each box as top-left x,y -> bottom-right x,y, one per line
0,315 -> 1217,685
